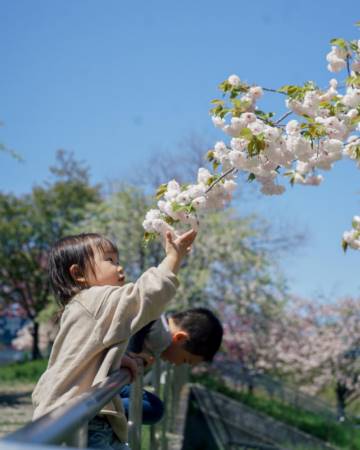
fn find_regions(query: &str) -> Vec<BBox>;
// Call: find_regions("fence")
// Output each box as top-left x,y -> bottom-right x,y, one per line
191,384 -> 336,450
212,361 -> 343,422
0,361 -> 189,450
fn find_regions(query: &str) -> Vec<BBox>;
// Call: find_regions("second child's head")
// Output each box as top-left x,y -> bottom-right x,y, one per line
161,308 -> 223,366
49,233 -> 126,306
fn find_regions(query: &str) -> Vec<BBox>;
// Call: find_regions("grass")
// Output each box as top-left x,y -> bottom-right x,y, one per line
192,372 -> 360,450
0,358 -> 47,384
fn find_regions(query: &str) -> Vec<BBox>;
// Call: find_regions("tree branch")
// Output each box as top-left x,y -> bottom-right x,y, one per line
275,111 -> 293,125
262,87 -> 287,95
205,168 -> 237,194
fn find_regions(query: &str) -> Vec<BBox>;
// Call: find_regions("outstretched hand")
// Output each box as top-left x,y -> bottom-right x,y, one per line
163,228 -> 197,274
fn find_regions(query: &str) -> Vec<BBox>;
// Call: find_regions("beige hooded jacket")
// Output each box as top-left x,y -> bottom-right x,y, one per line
32,263 -> 178,442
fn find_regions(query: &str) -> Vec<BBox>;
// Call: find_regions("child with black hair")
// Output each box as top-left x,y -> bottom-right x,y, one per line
121,307 -> 223,424
32,230 -> 197,450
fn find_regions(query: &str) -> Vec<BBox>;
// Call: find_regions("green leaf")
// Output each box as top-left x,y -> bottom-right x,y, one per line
143,231 -> 157,247
255,110 -> 275,125
156,183 -> 168,200
350,41 -> 359,52
342,239 -> 348,252
218,80 -> 232,93
170,202 -> 196,215
164,216 -> 179,226
207,151 -> 215,162
239,127 -> 253,141
247,173 -> 256,182
346,74 -> 360,87
330,38 -> 348,50
219,108 -> 230,119
231,98 -> 252,114
302,114 -> 315,123
210,104 -> 224,116
350,116 -> 360,127
210,99 -> 225,105
206,175 -> 220,186
213,160 -> 220,171
171,201 -> 187,212
278,85 -> 300,95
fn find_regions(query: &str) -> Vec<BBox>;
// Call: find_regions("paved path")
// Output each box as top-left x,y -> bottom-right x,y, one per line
0,384 -> 34,438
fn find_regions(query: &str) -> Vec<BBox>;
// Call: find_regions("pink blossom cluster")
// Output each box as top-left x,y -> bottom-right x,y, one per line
343,215 -> 360,250
143,33 -> 360,249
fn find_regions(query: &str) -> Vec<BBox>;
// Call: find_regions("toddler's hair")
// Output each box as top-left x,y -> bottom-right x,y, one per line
171,307 -> 223,362
49,233 -> 118,306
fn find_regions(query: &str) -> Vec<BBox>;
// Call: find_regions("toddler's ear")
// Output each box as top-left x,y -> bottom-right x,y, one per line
69,264 -> 86,284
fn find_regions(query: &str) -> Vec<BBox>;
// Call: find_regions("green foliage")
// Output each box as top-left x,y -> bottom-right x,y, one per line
171,201 -> 196,214
255,109 -> 275,126
239,127 -> 253,141
346,74 -> 360,87
218,79 -> 249,95
156,183 -> 168,200
0,150 -> 101,359
278,81 -> 317,102
143,231 -> 157,246
330,37 -> 349,51
301,120 -> 327,141
210,79 -> 251,119
205,174 -> 221,186
0,359 -> 48,383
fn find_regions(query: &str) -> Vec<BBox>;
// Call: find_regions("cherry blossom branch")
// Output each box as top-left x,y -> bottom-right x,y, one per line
275,111 -> 293,125
262,87 -> 287,95
346,55 -> 351,78
205,167 -> 237,194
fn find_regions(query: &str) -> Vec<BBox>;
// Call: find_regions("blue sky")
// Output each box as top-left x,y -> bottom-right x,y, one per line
1,0 -> 359,300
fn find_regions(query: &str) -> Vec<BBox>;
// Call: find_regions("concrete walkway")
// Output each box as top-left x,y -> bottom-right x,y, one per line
0,384 -> 34,438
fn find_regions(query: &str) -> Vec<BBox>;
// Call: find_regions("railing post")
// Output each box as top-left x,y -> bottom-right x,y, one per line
160,365 -> 172,450
65,424 -> 88,448
128,367 -> 144,450
149,358 -> 161,450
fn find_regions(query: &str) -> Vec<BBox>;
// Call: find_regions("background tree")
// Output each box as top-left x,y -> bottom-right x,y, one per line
278,297 -> 360,419
223,294 -> 360,418
0,150 -> 101,359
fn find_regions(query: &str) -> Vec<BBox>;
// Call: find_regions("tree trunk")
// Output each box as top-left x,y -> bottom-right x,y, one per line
336,381 -> 347,421
32,320 -> 42,360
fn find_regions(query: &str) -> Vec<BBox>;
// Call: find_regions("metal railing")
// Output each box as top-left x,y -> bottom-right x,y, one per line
2,369 -> 131,447
0,362 -> 189,450
212,361 -> 347,422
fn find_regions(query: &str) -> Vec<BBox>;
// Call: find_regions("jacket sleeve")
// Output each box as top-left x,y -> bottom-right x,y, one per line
92,263 -> 179,347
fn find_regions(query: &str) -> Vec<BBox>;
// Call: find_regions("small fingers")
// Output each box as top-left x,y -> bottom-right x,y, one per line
166,230 -> 174,245
179,229 -> 197,243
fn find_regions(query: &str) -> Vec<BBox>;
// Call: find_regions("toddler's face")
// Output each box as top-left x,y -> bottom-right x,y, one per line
85,248 -> 126,287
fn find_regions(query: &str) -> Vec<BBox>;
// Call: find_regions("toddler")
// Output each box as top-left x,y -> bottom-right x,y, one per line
32,230 -> 196,449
